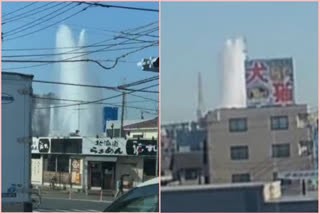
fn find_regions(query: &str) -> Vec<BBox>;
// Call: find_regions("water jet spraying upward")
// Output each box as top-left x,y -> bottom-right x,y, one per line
220,37 -> 247,108
52,25 -> 103,136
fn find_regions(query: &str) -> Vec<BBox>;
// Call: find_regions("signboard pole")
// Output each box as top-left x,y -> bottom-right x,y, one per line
120,92 -> 126,138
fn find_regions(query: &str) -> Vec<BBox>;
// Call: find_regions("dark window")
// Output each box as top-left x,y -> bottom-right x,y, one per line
229,118 -> 247,132
143,158 -> 156,176
231,146 -> 249,160
132,134 -> 143,138
44,155 -> 56,172
51,138 -> 82,154
185,168 -> 199,180
57,156 -> 69,172
272,144 -> 290,158
232,173 -> 250,183
271,116 -> 289,130
273,172 -> 278,181
32,154 -> 41,159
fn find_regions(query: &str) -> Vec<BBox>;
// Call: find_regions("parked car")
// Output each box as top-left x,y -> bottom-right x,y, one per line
104,177 -> 159,212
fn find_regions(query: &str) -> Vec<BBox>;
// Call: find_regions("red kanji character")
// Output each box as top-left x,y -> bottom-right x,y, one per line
273,83 -> 293,103
247,61 -> 268,83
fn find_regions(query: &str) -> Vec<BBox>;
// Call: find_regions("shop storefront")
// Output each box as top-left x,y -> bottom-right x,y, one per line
31,137 -> 157,192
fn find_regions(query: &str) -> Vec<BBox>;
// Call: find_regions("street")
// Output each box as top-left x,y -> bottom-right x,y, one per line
33,191 -> 113,212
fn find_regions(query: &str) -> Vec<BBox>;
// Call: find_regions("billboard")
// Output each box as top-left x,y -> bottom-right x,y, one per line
32,137 -> 158,156
103,107 -> 118,132
245,58 -> 294,107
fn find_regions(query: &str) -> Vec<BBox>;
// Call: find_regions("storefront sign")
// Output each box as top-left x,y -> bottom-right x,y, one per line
83,138 -> 127,155
126,139 -> 157,156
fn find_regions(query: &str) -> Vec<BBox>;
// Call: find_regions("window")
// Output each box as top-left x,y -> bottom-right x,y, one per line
271,116 -> 289,130
185,168 -> 199,180
51,139 -> 82,154
273,172 -> 278,181
232,173 -> 250,183
44,155 -> 56,172
229,118 -> 247,132
230,146 -> 249,160
143,158 -> 156,176
272,144 -> 290,158
57,156 -> 69,172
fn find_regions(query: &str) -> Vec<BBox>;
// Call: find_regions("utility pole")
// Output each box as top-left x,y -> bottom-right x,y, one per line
120,92 -> 126,138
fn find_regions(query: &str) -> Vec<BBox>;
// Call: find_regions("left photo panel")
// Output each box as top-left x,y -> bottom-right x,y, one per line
1,1 -> 159,212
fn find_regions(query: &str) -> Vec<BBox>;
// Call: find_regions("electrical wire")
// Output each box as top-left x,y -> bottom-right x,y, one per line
77,2 -> 159,13
2,2 -> 63,25
4,4 -> 90,41
32,75 -> 158,93
33,83 -> 159,110
2,2 -> 38,18
4,2 -> 76,36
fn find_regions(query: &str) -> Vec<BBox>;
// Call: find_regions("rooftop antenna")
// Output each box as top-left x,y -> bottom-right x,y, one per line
197,72 -> 205,122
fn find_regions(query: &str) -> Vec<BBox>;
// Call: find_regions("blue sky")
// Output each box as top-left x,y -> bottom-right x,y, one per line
2,1 -> 159,120
161,1 -> 318,123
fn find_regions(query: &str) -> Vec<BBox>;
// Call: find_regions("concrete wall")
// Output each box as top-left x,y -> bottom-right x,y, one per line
207,105 -> 313,183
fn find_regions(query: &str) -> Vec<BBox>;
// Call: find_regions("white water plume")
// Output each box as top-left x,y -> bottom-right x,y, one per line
219,37 -> 247,108
52,25 -> 103,136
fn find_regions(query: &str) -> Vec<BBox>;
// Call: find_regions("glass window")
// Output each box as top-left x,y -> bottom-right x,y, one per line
57,156 -> 69,172
271,116 -> 289,130
272,144 -> 290,158
229,118 -> 248,132
230,146 -> 249,160
185,168 -> 199,180
232,173 -> 250,183
44,155 -> 56,172
51,139 -> 82,154
144,158 -> 156,176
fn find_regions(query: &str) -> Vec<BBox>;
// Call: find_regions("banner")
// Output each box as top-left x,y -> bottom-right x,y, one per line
245,58 -> 294,107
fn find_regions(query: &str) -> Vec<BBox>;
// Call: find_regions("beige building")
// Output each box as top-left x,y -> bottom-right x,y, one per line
206,104 -> 313,184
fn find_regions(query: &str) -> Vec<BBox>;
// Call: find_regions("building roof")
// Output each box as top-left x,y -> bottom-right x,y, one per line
124,117 -> 158,130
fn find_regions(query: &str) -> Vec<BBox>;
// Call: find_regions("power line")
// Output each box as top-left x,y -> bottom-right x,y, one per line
4,4 -> 90,41
1,40 -> 154,52
33,83 -> 158,110
2,2 -> 63,24
1,20 -> 158,52
78,2 -> 159,13
32,95 -> 158,114
2,2 -> 38,18
2,43 -> 157,70
128,93 -> 159,103
4,2 -> 75,36
32,75 -> 158,93
2,44 -> 157,58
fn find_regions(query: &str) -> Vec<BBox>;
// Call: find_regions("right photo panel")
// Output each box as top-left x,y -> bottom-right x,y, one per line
160,1 -> 318,212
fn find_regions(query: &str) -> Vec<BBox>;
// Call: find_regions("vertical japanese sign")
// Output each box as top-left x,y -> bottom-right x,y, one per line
245,58 -> 294,107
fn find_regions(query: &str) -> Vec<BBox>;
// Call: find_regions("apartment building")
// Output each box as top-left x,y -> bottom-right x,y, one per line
206,104 -> 314,184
